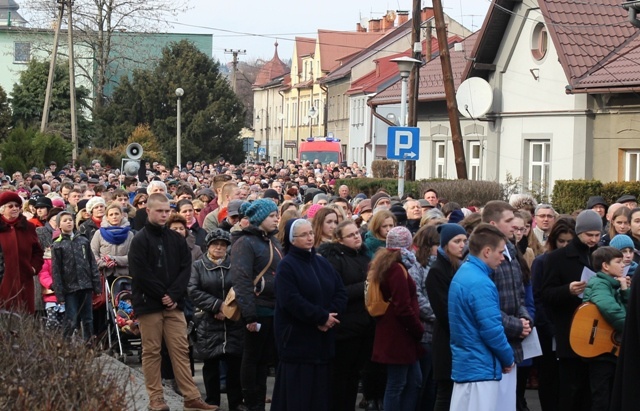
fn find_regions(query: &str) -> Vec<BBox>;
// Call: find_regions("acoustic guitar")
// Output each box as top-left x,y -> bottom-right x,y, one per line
569,302 -> 621,358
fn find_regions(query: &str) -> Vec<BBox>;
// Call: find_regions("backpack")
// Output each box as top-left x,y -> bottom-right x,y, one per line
365,264 -> 408,317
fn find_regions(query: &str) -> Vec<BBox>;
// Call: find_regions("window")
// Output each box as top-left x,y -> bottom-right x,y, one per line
529,141 -> 550,194
434,142 -> 446,178
531,22 -> 548,61
468,141 -> 481,180
292,102 -> 298,126
14,42 -> 31,63
625,151 -> 640,181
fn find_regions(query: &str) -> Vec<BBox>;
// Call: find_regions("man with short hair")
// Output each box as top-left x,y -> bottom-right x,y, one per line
423,189 -> 439,207
481,200 -> 532,411
448,223 -> 515,411
338,185 -> 351,201
541,210 -> 602,411
533,204 -> 556,245
129,194 -> 216,411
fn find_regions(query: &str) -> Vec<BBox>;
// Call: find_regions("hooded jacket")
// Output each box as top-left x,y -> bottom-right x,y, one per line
230,224 -> 282,323
51,233 -> 101,301
188,254 -> 244,360
90,217 -> 134,279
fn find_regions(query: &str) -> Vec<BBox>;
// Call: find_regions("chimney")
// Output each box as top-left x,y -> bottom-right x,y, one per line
381,10 -> 396,31
356,22 -> 367,32
397,10 -> 409,25
368,19 -> 381,32
421,7 -> 433,22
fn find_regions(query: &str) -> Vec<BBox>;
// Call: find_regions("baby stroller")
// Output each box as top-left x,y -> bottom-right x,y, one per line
106,276 -> 141,362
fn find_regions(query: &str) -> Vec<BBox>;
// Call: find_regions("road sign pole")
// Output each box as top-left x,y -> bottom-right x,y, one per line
398,71 -> 409,198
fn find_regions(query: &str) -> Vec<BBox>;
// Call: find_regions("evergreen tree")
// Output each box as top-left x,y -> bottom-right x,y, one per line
99,40 -> 245,165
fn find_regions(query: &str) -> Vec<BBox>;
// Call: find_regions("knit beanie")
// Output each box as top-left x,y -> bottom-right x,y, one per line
448,209 -> 465,224
313,193 -> 329,204
86,196 -> 106,214
575,210 -> 603,235
240,198 -> 278,226
371,192 -> 390,209
307,204 -> 323,219
77,199 -> 89,212
610,234 -> 634,251
263,189 -> 279,201
390,204 -> 407,226
386,226 -> 413,249
437,223 -> 467,246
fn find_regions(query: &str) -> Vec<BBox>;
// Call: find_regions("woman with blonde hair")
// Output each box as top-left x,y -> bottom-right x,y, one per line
600,206 -> 631,246
90,202 -> 134,282
312,207 -> 339,248
276,209 -> 301,245
327,203 -> 347,223
364,210 -> 396,258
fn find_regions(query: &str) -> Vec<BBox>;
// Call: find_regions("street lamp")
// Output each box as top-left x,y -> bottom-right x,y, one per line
390,56 -> 421,197
308,106 -> 318,138
175,87 -> 184,169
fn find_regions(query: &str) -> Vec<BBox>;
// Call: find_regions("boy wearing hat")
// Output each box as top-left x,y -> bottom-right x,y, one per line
609,234 -> 638,275
541,210 -> 602,410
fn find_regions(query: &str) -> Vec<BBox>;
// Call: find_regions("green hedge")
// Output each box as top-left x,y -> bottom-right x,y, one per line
337,178 -> 503,206
552,180 -> 640,214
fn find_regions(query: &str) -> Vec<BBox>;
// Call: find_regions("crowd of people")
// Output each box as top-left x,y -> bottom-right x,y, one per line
0,157 -> 640,411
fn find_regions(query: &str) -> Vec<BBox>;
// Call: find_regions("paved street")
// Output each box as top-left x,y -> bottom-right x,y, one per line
124,358 -> 542,411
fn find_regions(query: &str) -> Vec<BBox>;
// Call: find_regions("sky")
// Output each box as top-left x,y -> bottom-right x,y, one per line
169,0 -> 491,65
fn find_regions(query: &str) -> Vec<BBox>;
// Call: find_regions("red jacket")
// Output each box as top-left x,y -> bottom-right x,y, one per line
0,215 -> 44,313
372,262 -> 424,364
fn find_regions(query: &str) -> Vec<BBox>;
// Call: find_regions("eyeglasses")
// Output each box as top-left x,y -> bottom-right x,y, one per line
512,227 -> 526,233
536,214 -> 555,219
341,232 -> 360,240
293,231 -> 314,238
194,208 -> 202,212
139,201 -> 147,205
4,203 -> 19,209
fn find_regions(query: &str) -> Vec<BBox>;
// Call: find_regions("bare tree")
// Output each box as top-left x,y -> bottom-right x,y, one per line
22,0 -> 190,108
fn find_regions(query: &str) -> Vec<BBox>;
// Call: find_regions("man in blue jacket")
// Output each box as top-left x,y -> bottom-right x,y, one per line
448,223 -> 515,411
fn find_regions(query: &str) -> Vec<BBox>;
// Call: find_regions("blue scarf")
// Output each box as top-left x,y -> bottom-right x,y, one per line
100,226 -> 131,245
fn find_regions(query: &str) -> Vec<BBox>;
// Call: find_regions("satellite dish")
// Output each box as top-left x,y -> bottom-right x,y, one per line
456,77 -> 493,119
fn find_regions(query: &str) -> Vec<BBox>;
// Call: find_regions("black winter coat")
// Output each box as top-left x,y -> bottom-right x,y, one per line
128,221 -> 192,316
230,225 -> 282,324
541,236 -> 596,358
51,233 -> 101,301
188,254 -> 244,360
274,245 -> 347,363
317,242 -> 374,341
425,250 -> 457,381
78,218 -> 99,242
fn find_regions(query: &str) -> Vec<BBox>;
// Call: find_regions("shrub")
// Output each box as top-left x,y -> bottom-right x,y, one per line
337,178 -> 502,205
0,127 -> 72,174
371,160 -> 398,178
418,180 -> 503,206
0,311 -> 128,410
551,180 -> 640,214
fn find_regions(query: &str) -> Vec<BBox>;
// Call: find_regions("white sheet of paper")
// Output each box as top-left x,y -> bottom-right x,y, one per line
522,327 -> 542,360
578,267 -> 597,298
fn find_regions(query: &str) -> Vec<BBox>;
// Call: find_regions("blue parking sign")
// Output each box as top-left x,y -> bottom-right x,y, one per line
387,127 -> 420,160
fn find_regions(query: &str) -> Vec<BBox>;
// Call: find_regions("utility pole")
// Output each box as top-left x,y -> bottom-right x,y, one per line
41,0 -> 65,133
224,49 -> 246,93
67,0 -> 78,167
406,0 -> 422,183
433,0 -> 468,179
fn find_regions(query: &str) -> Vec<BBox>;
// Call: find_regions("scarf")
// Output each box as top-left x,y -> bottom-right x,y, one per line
100,225 -> 131,245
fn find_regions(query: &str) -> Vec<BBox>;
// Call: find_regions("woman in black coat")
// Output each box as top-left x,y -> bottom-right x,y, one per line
271,218 -> 347,411
424,223 -> 467,411
318,220 -> 375,411
188,229 -> 244,409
